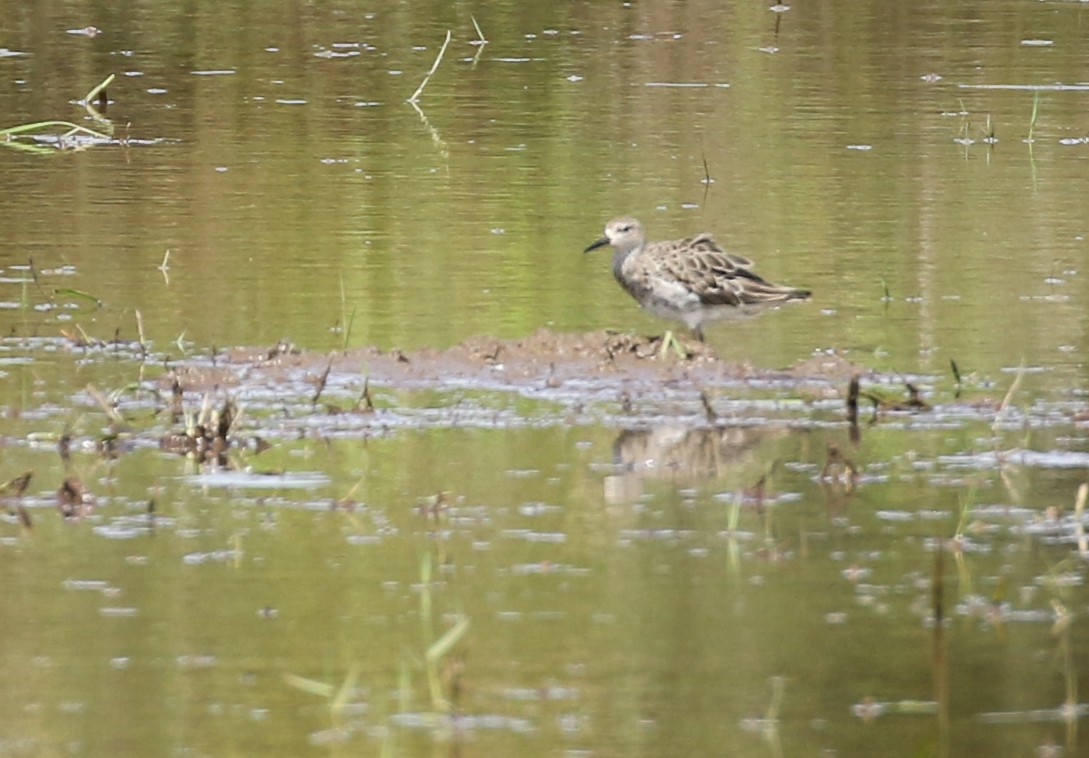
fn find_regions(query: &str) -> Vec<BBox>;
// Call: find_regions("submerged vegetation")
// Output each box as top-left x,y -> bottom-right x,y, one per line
0,74 -> 116,153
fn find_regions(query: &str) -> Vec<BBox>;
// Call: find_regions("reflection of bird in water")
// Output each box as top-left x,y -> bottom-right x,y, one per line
603,424 -> 790,504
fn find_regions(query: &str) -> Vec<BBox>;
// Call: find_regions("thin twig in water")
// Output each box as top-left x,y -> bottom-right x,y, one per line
470,15 -> 488,44
950,359 -> 963,399
357,377 -> 375,413
312,362 -> 331,406
1028,91 -> 1040,143
135,309 -> 147,360
75,324 -> 95,347
86,384 -> 126,425
408,30 -> 452,103
82,74 -> 115,105
27,257 -> 52,305
408,99 -> 449,158
1075,483 -> 1088,557
338,273 -> 356,350
158,250 -> 171,285
699,390 -> 717,423
992,361 -> 1024,433
469,15 -> 488,67
699,143 -> 712,207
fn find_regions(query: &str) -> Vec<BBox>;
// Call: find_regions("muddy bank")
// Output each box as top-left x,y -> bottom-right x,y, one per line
171,329 -> 871,399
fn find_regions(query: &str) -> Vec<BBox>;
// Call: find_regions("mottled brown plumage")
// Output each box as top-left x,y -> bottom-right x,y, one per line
584,217 -> 810,341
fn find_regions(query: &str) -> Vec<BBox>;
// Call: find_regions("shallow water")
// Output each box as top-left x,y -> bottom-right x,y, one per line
2,1 -> 1087,369
2,1 -> 1089,756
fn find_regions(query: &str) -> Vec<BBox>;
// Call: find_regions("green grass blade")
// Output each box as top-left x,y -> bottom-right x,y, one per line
425,615 -> 470,664
282,672 -> 335,698
55,288 -> 103,307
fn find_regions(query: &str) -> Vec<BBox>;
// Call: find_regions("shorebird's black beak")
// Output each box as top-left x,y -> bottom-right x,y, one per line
583,237 -> 609,253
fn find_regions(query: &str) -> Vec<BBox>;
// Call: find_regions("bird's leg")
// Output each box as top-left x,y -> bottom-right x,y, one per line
658,330 -> 689,360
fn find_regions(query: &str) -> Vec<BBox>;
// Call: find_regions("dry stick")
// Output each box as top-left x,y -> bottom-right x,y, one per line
86,384 -> 126,425
312,362 -> 331,407
407,30 -> 452,103
27,257 -> 52,304
992,361 -> 1024,434
75,324 -> 96,346
471,15 -> 488,44
135,309 -> 147,359
469,15 -> 488,67
158,249 -> 171,286
699,390 -> 717,423
700,149 -> 712,208
358,377 -> 375,413
1071,484 -> 1089,550
846,375 -> 861,447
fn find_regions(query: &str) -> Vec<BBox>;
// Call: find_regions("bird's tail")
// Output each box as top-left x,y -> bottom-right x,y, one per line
737,283 -> 811,305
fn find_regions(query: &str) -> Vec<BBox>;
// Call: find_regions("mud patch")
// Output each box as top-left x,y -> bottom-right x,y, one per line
171,328 -> 868,399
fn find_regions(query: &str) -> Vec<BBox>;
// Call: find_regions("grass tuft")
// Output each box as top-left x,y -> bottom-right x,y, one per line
0,75 -> 115,152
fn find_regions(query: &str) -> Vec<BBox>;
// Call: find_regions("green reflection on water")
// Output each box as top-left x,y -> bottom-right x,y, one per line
0,0 -> 1086,375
